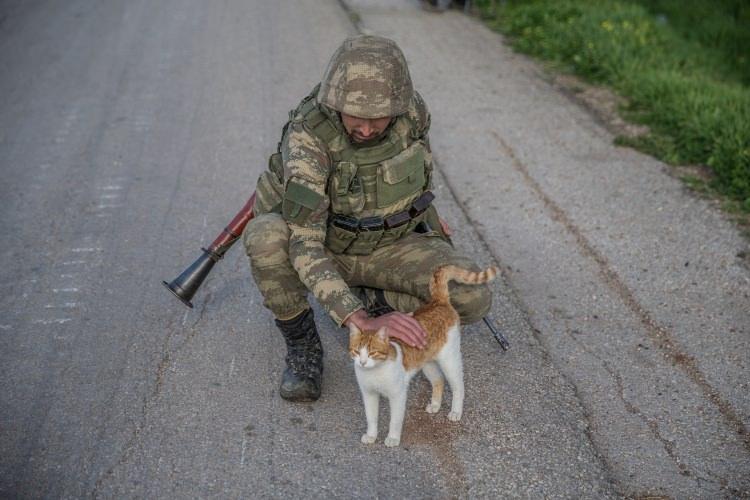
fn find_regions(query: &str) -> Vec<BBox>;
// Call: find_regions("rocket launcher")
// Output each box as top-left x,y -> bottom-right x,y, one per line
162,193 -> 256,308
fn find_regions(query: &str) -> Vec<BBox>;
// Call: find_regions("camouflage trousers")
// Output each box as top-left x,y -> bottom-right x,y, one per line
242,213 -> 491,325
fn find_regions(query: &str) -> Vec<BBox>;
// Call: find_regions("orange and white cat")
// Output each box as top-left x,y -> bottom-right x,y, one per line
349,264 -> 498,447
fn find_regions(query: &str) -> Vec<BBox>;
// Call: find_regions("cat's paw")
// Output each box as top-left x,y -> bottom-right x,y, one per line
425,402 -> 441,414
447,410 -> 462,422
384,436 -> 400,447
361,434 -> 377,445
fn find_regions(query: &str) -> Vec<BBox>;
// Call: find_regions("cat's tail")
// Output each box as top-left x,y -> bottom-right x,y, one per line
428,265 -> 498,304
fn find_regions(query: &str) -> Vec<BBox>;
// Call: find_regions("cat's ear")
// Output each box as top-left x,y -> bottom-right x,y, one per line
348,322 -> 361,337
376,326 -> 388,340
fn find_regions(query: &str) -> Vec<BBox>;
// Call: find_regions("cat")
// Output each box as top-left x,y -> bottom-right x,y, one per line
348,264 -> 498,447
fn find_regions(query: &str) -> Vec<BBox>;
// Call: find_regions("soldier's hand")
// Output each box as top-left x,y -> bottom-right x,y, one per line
346,309 -> 427,349
370,311 -> 427,349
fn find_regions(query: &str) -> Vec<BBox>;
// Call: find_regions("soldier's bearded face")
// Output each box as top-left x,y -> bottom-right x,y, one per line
340,113 -> 392,143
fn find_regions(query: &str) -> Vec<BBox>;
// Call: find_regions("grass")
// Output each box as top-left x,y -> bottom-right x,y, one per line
474,0 -> 750,211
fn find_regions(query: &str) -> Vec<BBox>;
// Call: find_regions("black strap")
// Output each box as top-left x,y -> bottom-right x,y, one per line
330,190 -> 434,232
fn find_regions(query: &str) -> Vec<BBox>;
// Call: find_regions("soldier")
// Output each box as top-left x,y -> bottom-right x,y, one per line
242,35 -> 491,402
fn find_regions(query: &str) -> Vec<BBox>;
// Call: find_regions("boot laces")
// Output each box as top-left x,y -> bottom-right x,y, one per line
286,328 -> 322,374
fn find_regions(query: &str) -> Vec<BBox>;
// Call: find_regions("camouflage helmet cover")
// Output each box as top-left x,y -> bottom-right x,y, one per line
318,35 -> 414,119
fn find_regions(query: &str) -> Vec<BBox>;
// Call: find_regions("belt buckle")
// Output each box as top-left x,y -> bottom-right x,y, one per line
359,216 -> 384,232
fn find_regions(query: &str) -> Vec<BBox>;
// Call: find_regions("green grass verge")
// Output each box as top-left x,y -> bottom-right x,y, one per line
475,0 -> 750,211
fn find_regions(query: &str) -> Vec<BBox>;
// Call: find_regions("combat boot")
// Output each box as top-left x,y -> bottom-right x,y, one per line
275,308 -> 323,402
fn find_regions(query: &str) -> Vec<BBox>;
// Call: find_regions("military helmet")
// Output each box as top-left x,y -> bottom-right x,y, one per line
318,35 -> 414,119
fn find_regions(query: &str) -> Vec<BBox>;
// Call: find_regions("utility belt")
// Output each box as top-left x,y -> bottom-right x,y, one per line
325,191 -> 435,255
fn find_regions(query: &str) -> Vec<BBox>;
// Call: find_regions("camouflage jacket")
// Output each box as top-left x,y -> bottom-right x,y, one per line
279,91 -> 433,326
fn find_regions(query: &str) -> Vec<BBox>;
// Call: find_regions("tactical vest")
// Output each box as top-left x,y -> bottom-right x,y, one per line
256,85 -> 435,255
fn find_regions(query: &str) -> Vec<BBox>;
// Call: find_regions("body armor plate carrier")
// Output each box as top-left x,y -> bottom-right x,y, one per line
255,84 -> 437,255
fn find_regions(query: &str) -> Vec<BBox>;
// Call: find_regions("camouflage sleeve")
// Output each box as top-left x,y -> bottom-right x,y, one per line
281,122 -> 364,326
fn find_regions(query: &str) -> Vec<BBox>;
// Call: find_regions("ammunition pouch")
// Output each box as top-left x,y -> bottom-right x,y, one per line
375,142 -> 425,208
325,191 -> 435,255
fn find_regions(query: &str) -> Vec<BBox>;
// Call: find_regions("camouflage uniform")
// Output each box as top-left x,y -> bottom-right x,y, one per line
243,35 -> 491,400
243,213 -> 490,325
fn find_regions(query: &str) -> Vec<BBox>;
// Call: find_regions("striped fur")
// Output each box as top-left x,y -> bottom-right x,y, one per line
428,265 -> 498,305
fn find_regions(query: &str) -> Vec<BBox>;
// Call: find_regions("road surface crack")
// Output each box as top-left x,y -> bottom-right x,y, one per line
566,327 -> 722,489
490,130 -> 750,453
90,299 -> 207,497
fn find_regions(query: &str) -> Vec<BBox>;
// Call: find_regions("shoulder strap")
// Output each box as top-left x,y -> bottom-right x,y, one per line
277,83 -> 330,152
304,107 -> 340,145
286,83 -> 341,146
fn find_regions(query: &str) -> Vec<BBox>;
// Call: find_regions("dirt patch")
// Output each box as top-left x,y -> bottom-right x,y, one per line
550,74 -> 650,140
402,391 -> 469,498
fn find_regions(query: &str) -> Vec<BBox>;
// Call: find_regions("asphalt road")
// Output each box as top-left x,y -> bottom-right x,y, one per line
0,0 -> 747,498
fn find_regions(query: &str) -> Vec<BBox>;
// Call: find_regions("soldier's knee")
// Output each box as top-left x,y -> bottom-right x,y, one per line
242,213 -> 290,266
453,283 -> 492,325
